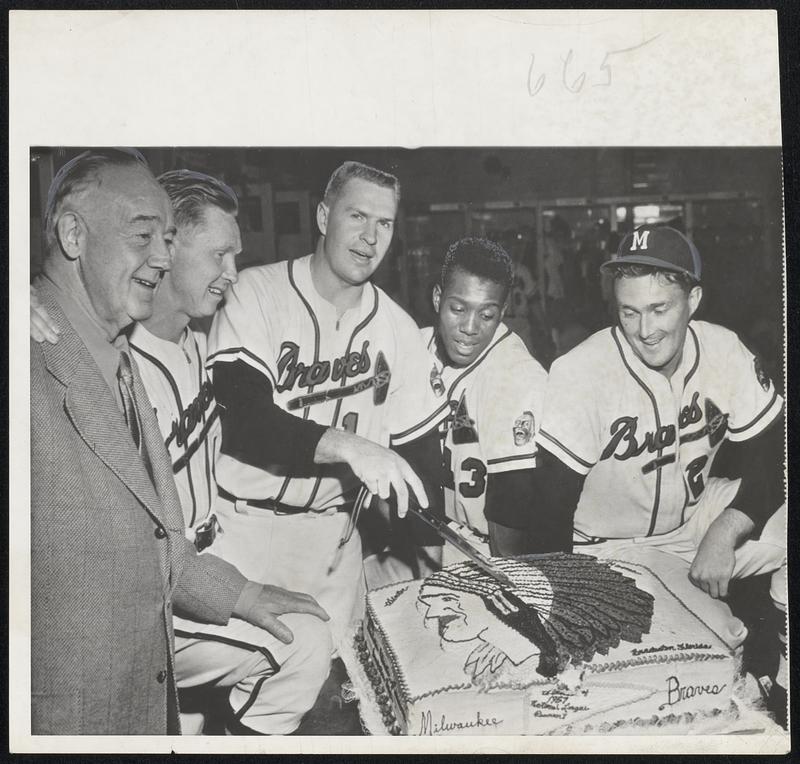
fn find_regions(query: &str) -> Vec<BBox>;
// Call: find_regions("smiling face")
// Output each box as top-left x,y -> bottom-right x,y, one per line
513,411 -> 535,446
77,163 -> 175,335
614,273 -> 702,379
161,204 -> 241,321
316,177 -> 397,288
434,268 -> 507,367
419,586 -> 488,643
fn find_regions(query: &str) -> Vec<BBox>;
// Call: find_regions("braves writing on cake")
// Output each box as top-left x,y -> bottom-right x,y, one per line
661,676 -> 727,710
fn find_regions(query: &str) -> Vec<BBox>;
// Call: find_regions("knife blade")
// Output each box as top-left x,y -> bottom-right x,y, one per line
406,502 -> 514,588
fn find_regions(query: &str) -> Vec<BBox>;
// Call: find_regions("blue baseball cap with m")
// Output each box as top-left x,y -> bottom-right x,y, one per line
601,225 -> 702,281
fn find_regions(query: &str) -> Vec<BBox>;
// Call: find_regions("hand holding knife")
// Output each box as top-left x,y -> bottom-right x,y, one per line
331,484 -> 515,591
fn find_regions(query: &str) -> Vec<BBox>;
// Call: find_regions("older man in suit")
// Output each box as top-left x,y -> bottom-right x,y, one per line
31,148 -> 331,735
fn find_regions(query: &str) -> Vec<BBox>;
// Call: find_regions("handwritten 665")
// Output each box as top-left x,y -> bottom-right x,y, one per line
527,34 -> 661,97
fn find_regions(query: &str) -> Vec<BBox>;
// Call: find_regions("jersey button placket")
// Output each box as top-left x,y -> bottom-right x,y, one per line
156,669 -> 167,684
154,526 -> 167,539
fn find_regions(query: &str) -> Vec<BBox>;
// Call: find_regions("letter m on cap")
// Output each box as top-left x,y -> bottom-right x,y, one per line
630,230 -> 650,251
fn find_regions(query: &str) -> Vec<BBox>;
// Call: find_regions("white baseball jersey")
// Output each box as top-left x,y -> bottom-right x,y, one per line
415,324 -> 547,536
130,323 -> 220,529
130,322 -> 333,735
538,320 -> 783,540
207,254 -> 447,509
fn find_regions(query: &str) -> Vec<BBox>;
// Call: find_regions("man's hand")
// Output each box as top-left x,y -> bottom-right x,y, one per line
689,507 -> 753,599
30,284 -> 60,344
232,580 -> 330,644
315,428 -> 429,518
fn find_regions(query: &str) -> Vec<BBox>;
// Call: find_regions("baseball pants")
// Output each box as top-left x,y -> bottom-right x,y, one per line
211,496 -> 367,645
173,611 -> 332,735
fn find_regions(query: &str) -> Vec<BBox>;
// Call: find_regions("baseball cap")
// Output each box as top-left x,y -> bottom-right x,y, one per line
601,225 -> 702,281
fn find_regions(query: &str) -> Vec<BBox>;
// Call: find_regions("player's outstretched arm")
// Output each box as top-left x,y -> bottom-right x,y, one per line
215,360 -> 430,517
232,580 -> 330,644
30,284 -> 61,344
314,428 -> 428,518
689,508 -> 754,600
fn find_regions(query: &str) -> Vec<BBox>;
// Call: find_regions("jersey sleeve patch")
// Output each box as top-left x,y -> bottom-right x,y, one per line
754,355 -> 771,392
714,325 -> 784,442
481,408 -> 539,474
512,409 -> 536,446
471,338 -> 547,473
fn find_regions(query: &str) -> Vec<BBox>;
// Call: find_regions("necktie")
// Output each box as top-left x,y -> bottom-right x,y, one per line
118,350 -> 155,483
117,350 -> 142,450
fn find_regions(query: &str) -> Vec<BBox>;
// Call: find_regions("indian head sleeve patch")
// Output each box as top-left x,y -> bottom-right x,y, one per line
513,410 -> 535,446
754,355 -> 771,392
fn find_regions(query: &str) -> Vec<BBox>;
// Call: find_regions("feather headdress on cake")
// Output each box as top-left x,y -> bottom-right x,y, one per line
421,553 -> 655,679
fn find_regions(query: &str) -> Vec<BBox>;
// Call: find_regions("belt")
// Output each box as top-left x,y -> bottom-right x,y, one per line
217,487 -> 310,515
573,529 -> 610,546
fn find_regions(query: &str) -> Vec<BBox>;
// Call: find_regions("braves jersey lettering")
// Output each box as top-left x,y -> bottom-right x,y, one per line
678,391 -> 702,428
130,324 -> 220,529
538,321 -> 783,539
601,417 -> 677,462
418,325 -> 547,536
166,378 -> 215,448
207,255 -> 446,510
276,340 -> 372,393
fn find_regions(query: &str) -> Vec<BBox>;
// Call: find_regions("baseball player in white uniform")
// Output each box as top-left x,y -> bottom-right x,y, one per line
536,224 -> 787,722
32,167 -> 334,736
401,238 -> 548,562
132,316 -> 218,533
207,162 -> 447,641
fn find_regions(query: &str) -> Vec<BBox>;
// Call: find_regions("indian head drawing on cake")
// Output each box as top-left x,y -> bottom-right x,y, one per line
418,555 -> 655,684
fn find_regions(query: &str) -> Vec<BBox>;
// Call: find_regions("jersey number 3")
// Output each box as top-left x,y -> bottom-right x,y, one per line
444,445 -> 487,499
459,457 -> 487,498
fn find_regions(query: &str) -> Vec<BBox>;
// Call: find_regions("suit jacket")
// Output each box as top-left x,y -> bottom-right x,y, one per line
30,280 -> 247,734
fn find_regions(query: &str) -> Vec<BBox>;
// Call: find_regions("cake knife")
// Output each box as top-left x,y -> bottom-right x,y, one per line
331,485 -> 514,589
405,502 -> 515,589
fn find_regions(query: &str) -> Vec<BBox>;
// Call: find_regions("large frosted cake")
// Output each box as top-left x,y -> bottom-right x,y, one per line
356,553 -> 740,735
